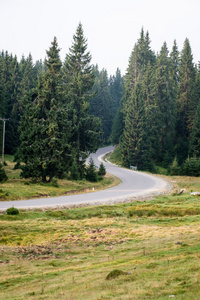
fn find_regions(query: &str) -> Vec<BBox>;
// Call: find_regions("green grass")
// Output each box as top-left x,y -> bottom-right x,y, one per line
108,145 -> 122,166
0,155 -> 120,201
1,154 -> 200,299
0,176 -> 200,299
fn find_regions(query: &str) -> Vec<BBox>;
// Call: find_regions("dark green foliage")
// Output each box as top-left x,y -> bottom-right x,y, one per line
62,24 -> 101,176
122,83 -> 152,171
17,37 -> 71,182
86,158 -> 99,182
176,38 -> 196,162
182,157 -> 200,177
168,157 -> 181,175
109,68 -> 124,114
6,207 -> 19,215
1,26 -> 200,179
190,95 -> 200,158
0,163 -> 8,182
90,67 -> 113,144
70,161 -> 81,181
153,42 -> 176,165
98,162 -> 106,176
111,107 -> 124,144
118,29 -> 200,174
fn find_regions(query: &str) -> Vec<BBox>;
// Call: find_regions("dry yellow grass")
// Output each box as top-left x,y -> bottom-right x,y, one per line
1,164 -> 200,299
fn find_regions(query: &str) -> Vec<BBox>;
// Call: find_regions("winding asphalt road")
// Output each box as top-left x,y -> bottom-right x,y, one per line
0,146 -> 170,211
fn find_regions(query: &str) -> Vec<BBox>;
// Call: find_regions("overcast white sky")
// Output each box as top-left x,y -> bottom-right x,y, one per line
0,0 -> 200,75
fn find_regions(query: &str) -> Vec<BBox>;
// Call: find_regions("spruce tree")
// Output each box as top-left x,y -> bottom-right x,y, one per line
18,37 -> 71,182
109,68 -> 124,116
62,23 -> 101,177
111,107 -> 124,144
90,68 -> 113,143
190,102 -> 200,157
122,83 -> 152,170
110,68 -> 124,144
153,42 -> 176,165
176,38 -> 196,162
170,40 -> 180,88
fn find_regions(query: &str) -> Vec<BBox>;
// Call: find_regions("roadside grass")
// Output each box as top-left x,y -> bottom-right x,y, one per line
107,145 -> 122,166
0,175 -> 200,299
0,155 -> 120,201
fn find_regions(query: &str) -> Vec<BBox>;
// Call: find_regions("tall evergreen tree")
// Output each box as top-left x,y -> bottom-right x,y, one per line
170,40 -> 180,88
122,83 -> 152,170
176,38 -> 196,162
109,68 -> 124,115
190,101 -> 200,158
153,42 -> 176,165
17,37 -> 71,182
122,29 -> 156,168
142,61 -> 159,161
109,68 -> 124,144
62,23 -> 101,177
90,68 -> 113,143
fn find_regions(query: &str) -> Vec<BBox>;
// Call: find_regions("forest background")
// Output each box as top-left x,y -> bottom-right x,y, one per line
0,24 -> 200,182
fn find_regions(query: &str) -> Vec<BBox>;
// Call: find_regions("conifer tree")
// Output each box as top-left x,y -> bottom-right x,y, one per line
109,68 -> 124,115
153,42 -> 176,165
18,37 -> 71,182
111,107 -> 124,144
122,83 -> 152,170
90,68 -> 113,143
170,40 -> 180,88
176,38 -> 196,162
62,23 -> 101,177
190,102 -> 200,157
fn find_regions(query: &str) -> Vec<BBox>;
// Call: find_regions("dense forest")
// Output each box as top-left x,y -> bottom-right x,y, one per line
0,24 -> 200,180
0,23 -> 123,182
116,28 -> 200,176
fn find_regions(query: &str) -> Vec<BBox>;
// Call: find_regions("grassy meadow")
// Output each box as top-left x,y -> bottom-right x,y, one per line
0,174 -> 200,299
1,155 -> 200,299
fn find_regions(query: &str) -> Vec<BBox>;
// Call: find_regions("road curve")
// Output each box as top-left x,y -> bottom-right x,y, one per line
0,146 -> 171,211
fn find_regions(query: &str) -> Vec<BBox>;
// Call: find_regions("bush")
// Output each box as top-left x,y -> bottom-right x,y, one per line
6,207 -> 19,215
0,163 -> 8,182
0,189 -> 9,198
50,179 -> 59,187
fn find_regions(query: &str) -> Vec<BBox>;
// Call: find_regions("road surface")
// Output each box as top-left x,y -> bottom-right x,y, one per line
0,146 -> 171,211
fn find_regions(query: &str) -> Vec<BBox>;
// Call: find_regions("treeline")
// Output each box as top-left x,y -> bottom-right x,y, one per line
0,52 -> 43,155
0,23 -> 123,182
113,28 -> 200,175
1,25 -> 200,179
90,66 -> 123,143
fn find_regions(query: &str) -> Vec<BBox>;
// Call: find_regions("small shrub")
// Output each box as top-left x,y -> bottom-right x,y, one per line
106,269 -> 128,280
24,181 -> 30,185
14,162 -> 21,170
0,189 -> 9,198
50,179 -> 59,188
6,207 -> 19,215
